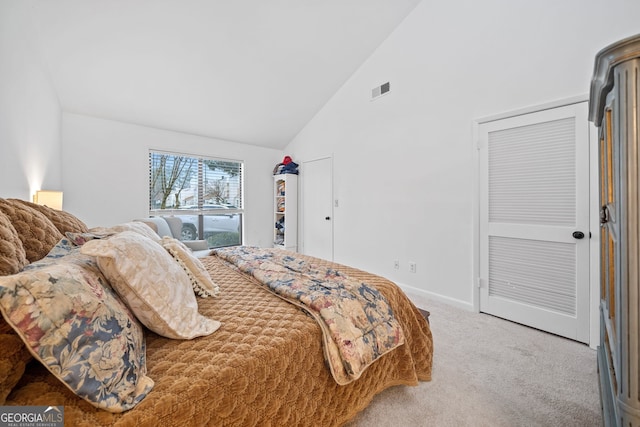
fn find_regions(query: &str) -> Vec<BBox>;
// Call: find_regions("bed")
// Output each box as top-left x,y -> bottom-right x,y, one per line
0,198 -> 433,426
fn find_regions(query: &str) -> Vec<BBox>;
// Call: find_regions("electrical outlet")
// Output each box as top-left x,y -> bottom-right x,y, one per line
409,262 -> 416,273
394,260 -> 399,270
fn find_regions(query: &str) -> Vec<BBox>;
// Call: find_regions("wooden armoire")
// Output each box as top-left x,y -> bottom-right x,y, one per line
589,33 -> 640,427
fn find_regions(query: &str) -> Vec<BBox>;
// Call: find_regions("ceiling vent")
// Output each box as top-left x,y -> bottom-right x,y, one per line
371,82 -> 390,101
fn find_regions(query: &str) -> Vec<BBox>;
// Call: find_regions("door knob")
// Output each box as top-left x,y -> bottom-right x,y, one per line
572,231 -> 585,239
325,216 -> 331,220
600,205 -> 609,224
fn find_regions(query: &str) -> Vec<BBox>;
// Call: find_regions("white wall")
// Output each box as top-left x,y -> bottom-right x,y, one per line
0,0 -> 61,199
286,0 -> 640,307
62,113 -> 282,247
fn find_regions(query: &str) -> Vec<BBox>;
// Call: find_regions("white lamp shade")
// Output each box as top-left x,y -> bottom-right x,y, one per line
35,190 -> 63,210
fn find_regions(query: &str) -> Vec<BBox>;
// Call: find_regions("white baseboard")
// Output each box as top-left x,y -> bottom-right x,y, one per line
397,282 -> 474,312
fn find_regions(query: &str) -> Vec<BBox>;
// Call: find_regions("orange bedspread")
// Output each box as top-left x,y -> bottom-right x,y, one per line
6,253 -> 433,427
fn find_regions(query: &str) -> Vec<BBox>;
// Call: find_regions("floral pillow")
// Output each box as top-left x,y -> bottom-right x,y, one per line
80,231 -> 221,340
22,237 -> 78,271
161,236 -> 220,298
0,255 -> 154,412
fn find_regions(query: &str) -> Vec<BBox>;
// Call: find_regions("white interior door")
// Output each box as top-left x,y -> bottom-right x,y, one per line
301,157 -> 333,261
478,102 -> 590,343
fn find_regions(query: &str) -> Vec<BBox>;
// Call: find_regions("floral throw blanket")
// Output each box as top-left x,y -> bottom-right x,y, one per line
213,246 -> 405,385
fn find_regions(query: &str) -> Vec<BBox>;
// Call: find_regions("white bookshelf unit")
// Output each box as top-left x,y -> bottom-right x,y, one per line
273,173 -> 297,251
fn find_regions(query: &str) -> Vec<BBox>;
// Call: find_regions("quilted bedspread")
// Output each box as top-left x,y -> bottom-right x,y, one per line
5,252 -> 433,427
214,246 -> 406,385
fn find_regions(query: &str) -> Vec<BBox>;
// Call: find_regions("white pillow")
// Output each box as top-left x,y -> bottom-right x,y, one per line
134,217 -> 172,238
88,221 -> 162,243
161,236 -> 220,297
81,231 -> 221,339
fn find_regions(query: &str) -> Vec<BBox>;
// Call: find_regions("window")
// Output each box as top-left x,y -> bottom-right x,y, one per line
149,150 -> 243,248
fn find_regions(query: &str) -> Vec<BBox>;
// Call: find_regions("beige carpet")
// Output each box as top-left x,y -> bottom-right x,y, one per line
346,298 -> 601,427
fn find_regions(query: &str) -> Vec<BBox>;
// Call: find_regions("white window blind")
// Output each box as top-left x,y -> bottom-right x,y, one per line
149,151 -> 243,210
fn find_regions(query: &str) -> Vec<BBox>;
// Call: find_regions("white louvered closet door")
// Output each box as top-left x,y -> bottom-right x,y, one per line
478,102 -> 590,343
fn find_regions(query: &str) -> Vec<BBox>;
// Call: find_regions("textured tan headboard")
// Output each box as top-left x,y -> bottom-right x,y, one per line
0,198 -> 90,274
10,199 -> 88,235
0,198 -> 62,265
0,210 -> 28,276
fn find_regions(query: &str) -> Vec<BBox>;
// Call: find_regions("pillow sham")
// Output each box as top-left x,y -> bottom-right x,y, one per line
0,256 -> 154,412
90,221 -> 161,242
23,237 -> 78,271
132,219 -> 159,234
80,231 -> 221,339
0,198 -> 63,263
161,236 -> 220,297
134,217 -> 171,237
66,221 -> 164,248
0,210 -> 28,276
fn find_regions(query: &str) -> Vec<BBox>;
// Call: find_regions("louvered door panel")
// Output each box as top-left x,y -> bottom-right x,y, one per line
488,118 -> 575,226
489,236 -> 576,316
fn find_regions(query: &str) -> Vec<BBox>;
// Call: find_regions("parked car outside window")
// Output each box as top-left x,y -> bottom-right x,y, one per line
177,208 -> 240,241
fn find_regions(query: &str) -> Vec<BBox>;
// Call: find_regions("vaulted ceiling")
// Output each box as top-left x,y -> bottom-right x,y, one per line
33,0 -> 422,149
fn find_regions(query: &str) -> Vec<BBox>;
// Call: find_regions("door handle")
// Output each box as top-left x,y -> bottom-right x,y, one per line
325,216 -> 331,220
600,205 -> 609,224
572,231 -> 585,239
